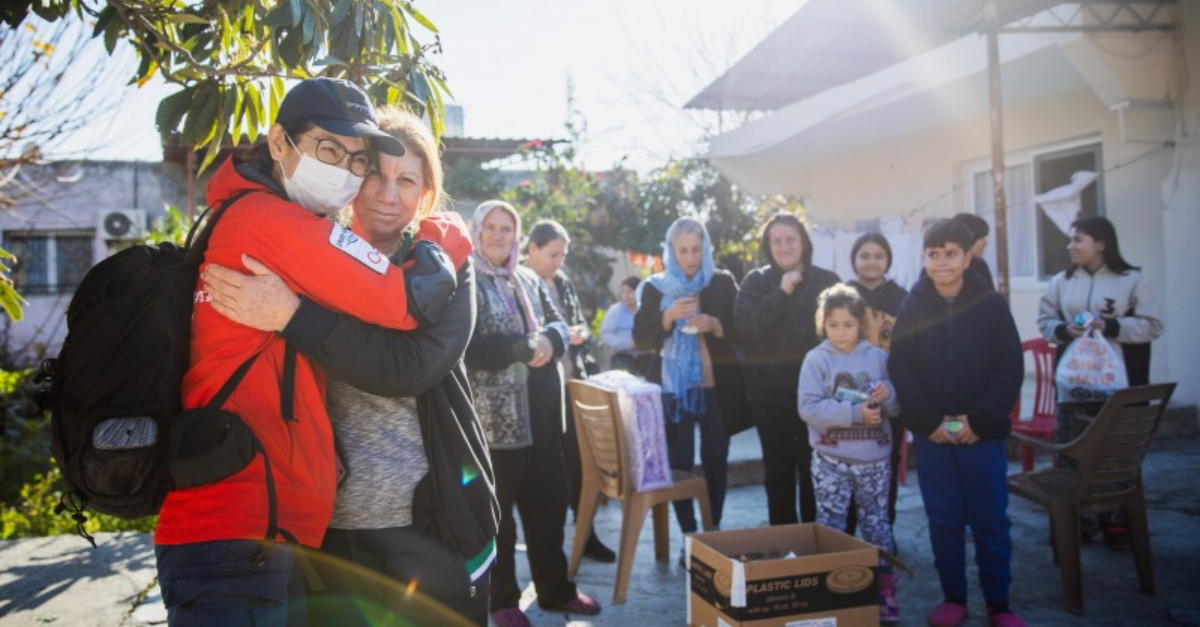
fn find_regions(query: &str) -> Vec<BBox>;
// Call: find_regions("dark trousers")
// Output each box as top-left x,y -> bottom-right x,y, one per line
308,526 -> 489,626
490,441 -> 575,610
750,399 -> 816,525
664,389 -> 729,532
155,539 -> 305,627
913,437 -> 1013,604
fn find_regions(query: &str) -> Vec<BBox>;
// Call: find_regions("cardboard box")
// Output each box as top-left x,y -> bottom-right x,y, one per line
687,523 -> 885,627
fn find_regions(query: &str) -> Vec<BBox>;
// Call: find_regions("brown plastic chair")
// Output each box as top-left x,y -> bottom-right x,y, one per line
1007,383 -> 1176,615
567,379 -> 714,604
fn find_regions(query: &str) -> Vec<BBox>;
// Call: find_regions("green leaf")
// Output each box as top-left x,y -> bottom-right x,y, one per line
103,14 -> 121,54
91,5 -> 116,38
409,68 -> 430,104
429,73 -> 455,101
331,0 -> 352,24
289,0 -> 304,28
181,82 -> 218,147
301,5 -> 315,44
155,87 -> 194,139
230,83 -> 246,144
198,118 -> 228,171
388,6 -> 409,55
263,3 -> 293,29
246,83 -> 264,143
0,285 -> 26,322
168,13 -> 210,25
269,76 -> 285,120
403,2 -> 438,33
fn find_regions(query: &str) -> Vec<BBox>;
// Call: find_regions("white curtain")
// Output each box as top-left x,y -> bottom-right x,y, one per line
975,163 -> 1034,280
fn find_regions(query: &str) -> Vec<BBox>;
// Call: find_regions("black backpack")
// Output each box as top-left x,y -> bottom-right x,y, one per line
36,191 -> 253,543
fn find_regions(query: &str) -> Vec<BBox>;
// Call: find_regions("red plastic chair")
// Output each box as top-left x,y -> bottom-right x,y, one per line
1010,338 -> 1057,472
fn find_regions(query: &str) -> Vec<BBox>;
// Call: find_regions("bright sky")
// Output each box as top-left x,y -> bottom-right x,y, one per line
73,0 -> 806,171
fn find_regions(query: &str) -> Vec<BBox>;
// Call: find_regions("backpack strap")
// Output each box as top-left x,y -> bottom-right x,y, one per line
185,189 -> 256,253
205,353 -> 258,411
280,343 -> 297,422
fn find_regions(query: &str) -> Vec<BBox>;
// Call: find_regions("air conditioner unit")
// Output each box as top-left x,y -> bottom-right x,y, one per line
99,209 -> 146,240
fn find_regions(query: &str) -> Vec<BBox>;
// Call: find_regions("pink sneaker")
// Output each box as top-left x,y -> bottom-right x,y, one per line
928,602 -> 968,627
988,612 -> 1029,627
490,607 -> 530,627
542,591 -> 602,616
879,573 -> 900,625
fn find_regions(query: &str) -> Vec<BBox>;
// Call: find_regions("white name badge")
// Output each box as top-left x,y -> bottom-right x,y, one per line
329,224 -> 389,274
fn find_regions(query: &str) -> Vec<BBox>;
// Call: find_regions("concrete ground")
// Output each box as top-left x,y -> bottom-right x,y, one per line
1,435 -> 1198,627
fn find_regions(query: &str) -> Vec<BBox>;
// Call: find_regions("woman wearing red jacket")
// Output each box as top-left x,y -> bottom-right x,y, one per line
153,78 -> 470,626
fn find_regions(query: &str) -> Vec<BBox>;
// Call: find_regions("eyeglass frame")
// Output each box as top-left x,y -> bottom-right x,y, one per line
286,132 -> 377,177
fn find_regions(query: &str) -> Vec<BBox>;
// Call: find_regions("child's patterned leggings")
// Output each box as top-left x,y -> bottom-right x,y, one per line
812,452 -> 895,556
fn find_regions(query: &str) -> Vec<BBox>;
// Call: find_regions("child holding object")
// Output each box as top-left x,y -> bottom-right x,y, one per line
797,284 -> 902,624
888,219 -> 1025,627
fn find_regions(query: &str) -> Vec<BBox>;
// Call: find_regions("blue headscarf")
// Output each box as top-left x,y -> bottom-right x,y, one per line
644,217 -> 715,419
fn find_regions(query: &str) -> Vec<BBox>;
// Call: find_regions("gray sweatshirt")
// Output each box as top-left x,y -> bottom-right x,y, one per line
797,340 -> 901,464
326,380 -> 428,529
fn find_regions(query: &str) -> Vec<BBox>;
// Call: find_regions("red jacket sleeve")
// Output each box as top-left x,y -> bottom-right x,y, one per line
205,196 -> 418,330
412,211 -> 472,270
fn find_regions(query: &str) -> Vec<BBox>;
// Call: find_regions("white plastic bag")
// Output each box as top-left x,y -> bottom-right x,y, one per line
1055,329 -> 1128,403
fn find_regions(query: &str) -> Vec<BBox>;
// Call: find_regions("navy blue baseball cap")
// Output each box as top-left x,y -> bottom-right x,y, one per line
276,77 -> 405,156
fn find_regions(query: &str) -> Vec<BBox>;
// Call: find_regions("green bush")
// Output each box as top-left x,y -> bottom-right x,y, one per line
0,367 -> 156,539
0,367 -> 50,504
0,466 -> 156,539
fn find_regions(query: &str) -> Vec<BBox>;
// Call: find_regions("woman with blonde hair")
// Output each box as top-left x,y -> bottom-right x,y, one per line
203,106 -> 496,625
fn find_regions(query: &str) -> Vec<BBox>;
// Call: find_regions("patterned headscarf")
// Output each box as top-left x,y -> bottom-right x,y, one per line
471,200 -> 539,334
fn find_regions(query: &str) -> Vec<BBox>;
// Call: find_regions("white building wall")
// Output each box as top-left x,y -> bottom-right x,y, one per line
736,82 -> 1180,390
1158,1 -> 1200,406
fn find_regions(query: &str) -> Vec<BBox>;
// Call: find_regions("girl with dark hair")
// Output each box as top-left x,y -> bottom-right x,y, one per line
733,212 -> 840,526
1037,215 -> 1163,549
846,233 -> 908,350
844,232 -> 909,530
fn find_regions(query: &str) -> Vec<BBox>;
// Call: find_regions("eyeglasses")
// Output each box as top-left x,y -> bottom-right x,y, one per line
288,133 -> 375,177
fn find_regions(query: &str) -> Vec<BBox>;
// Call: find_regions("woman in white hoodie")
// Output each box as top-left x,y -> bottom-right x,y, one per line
1037,215 -> 1163,548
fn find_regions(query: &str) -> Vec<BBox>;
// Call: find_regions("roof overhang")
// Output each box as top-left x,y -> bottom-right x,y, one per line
706,32 -> 1088,195
686,0 -> 1172,113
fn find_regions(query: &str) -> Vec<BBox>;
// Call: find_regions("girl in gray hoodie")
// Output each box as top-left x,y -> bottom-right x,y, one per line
798,284 -> 902,624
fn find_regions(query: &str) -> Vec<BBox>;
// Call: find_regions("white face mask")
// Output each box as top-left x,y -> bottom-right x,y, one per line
278,137 -> 364,216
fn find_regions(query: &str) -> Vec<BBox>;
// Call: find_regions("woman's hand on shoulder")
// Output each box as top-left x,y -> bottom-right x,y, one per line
203,254 -> 300,332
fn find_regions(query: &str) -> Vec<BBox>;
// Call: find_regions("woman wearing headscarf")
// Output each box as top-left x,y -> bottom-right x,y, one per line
466,201 -> 601,627
734,212 -> 840,526
633,216 -> 746,539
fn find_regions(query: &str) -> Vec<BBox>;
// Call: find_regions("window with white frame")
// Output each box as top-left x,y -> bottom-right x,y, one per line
3,231 -> 95,296
972,142 -> 1103,283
